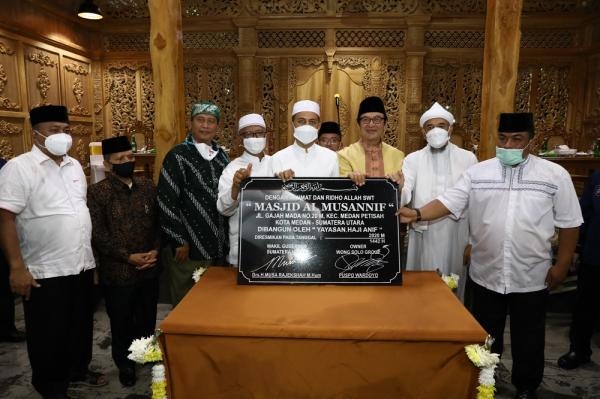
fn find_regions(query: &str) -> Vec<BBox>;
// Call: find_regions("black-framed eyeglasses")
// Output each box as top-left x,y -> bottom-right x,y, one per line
240,130 -> 267,139
359,116 -> 386,126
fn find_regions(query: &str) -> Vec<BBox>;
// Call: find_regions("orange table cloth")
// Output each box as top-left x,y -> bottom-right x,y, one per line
160,267 -> 487,399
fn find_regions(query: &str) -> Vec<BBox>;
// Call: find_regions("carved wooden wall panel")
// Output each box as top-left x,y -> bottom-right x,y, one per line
0,38 -> 21,112
24,46 -> 60,108
0,118 -> 24,160
63,57 -> 91,117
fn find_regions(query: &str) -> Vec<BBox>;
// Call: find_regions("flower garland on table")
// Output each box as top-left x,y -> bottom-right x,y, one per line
128,333 -> 166,399
441,273 -> 460,291
192,265 -> 208,283
464,336 -> 500,399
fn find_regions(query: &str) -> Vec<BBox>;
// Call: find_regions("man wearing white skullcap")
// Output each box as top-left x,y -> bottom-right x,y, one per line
400,101 -> 477,299
270,99 -> 339,180
217,113 -> 272,265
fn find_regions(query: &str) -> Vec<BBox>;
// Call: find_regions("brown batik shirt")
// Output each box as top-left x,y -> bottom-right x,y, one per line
87,174 -> 161,286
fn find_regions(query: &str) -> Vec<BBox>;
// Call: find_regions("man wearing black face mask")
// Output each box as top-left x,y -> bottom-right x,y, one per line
87,136 -> 161,388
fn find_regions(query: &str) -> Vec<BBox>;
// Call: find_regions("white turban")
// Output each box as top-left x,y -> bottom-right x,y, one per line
419,102 -> 455,127
238,113 -> 266,132
292,100 -> 320,117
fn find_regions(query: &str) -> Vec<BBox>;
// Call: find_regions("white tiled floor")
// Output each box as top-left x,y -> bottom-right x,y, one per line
1,298 -> 599,398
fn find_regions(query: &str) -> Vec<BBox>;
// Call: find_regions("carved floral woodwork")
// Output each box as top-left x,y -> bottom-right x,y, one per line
0,41 -> 15,55
0,139 -> 15,159
0,64 -> 18,110
0,120 -> 22,160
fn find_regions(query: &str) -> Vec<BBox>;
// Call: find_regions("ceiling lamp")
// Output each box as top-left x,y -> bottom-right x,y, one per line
77,0 -> 103,20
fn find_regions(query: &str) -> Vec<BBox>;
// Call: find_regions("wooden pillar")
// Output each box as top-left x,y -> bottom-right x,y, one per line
235,22 -> 258,116
148,0 -> 185,181
404,16 -> 429,152
479,0 -> 523,160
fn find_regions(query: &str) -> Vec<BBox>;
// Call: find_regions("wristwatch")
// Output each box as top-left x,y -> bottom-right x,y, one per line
414,208 -> 422,222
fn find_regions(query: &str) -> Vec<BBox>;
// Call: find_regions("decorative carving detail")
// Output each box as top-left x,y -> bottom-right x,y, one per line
75,138 -> 88,169
288,57 -> 325,98
0,120 -> 22,135
521,30 -> 574,48
515,68 -> 533,112
420,0 -> 485,13
36,68 -> 51,104
70,78 -> 87,115
534,65 -> 570,131
70,124 -> 91,136
140,67 -> 155,131
104,33 -> 149,52
0,64 -> 19,110
337,0 -> 419,13
0,42 -> 15,55
425,31 -> 484,48
183,0 -> 242,16
102,0 -> 150,19
105,65 -> 138,134
382,60 -> 405,147
251,0 -> 326,14
64,63 -> 89,75
258,31 -> 325,48
336,30 -> 405,48
423,59 -> 458,110
183,32 -> 239,49
27,52 -> 57,67
0,139 -> 15,159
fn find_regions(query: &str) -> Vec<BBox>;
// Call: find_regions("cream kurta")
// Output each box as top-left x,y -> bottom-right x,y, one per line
401,143 -> 477,298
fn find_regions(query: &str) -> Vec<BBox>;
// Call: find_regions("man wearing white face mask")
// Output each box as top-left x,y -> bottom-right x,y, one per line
270,100 -> 339,180
217,113 -> 272,265
397,112 -> 582,399
400,102 -> 477,297
0,105 -> 105,398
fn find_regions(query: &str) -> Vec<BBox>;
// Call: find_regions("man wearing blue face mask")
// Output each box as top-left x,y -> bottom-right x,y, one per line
270,100 -> 339,180
400,102 -> 478,299
87,136 -> 161,387
0,105 -> 106,398
396,112 -> 582,399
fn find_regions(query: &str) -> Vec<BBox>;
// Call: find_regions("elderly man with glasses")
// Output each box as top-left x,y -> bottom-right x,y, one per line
270,100 -> 339,181
217,113 -> 272,266
338,96 -> 405,185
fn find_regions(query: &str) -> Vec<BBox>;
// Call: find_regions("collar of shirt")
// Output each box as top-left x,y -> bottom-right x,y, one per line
30,145 -> 72,167
292,141 -> 317,154
241,151 -> 267,164
108,173 -> 136,191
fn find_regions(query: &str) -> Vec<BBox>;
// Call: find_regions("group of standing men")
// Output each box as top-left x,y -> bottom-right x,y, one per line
0,94 -> 592,399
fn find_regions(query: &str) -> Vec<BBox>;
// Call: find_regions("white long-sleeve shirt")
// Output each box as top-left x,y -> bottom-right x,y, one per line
438,155 -> 582,294
270,142 -> 339,177
217,152 -> 272,265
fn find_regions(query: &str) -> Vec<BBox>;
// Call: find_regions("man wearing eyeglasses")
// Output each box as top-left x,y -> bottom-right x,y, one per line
157,101 -> 230,306
270,100 -> 339,180
217,113 -> 272,266
317,121 -> 343,151
338,96 -> 404,185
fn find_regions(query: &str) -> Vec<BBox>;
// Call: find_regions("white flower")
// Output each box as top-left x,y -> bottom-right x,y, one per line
441,273 -> 460,290
479,365 -> 497,386
152,364 -> 165,382
192,266 -> 208,283
127,336 -> 154,363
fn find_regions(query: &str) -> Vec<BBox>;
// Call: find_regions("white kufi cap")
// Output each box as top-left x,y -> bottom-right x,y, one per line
419,102 -> 455,127
292,100 -> 320,117
238,113 -> 266,131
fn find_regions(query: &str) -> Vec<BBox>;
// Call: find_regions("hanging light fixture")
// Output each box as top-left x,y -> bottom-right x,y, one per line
77,0 -> 103,20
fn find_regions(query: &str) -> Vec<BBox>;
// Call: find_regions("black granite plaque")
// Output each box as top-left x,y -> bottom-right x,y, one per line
238,177 -> 402,285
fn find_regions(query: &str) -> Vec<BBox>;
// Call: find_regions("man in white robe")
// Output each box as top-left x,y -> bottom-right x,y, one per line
217,113 -> 272,265
270,100 -> 339,179
401,102 -> 477,298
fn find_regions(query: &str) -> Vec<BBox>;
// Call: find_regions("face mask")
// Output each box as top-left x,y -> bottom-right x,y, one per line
195,142 -> 218,160
111,161 -> 135,178
35,131 -> 72,156
426,127 -> 450,149
496,147 -> 525,166
293,125 -> 318,145
243,137 -> 266,155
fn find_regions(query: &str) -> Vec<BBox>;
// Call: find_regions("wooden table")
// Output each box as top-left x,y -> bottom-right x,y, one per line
159,268 -> 486,399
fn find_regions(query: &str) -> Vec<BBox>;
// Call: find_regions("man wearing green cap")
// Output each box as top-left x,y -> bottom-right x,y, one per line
157,101 -> 230,306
